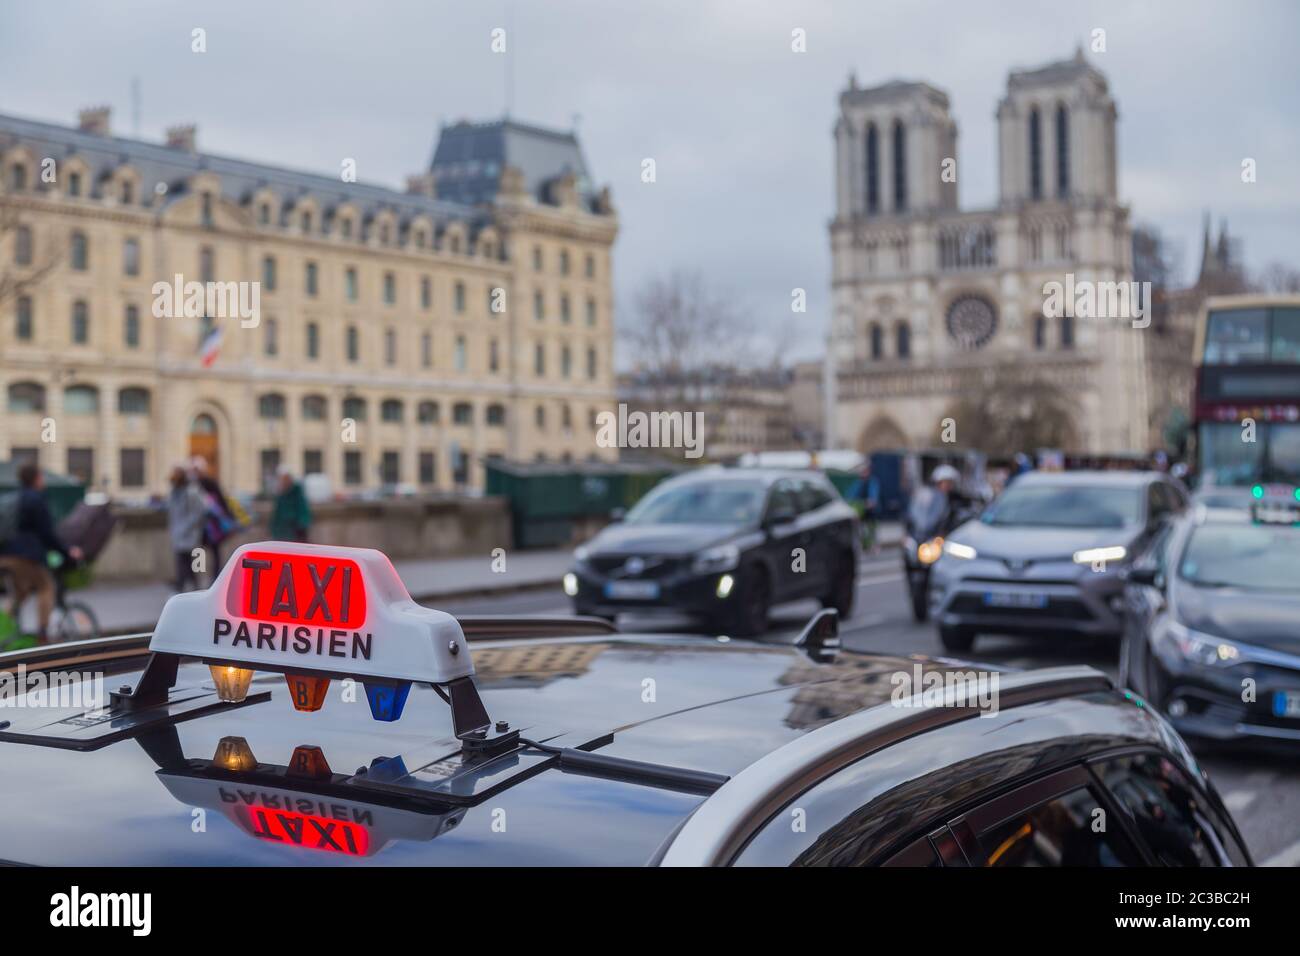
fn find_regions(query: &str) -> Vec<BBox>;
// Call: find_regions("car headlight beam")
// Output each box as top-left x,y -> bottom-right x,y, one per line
1072,545 -> 1127,565
942,540 -> 977,560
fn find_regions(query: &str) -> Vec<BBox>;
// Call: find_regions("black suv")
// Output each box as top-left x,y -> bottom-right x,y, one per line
565,468 -> 859,635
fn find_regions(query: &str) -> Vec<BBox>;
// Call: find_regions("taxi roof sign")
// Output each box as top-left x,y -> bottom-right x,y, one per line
151,541 -> 473,686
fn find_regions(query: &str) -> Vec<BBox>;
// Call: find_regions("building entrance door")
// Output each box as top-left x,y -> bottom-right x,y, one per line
189,413 -> 219,478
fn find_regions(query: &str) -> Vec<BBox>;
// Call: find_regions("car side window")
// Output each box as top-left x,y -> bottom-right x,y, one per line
1136,524 -> 1174,576
1093,752 -> 1249,866
881,835 -> 943,867
767,481 -> 799,521
1147,484 -> 1169,523
974,785 -> 1144,866
796,478 -> 832,513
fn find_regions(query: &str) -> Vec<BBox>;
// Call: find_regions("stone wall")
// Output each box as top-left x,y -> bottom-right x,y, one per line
92,495 -> 513,581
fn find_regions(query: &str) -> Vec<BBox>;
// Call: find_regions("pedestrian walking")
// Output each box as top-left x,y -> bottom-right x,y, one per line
269,466 -> 313,542
167,465 -> 207,592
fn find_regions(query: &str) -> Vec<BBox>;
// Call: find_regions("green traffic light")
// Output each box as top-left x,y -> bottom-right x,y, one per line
1252,485 -> 1264,499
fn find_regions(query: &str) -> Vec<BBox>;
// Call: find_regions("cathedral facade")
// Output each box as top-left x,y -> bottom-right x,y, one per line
827,51 -> 1150,456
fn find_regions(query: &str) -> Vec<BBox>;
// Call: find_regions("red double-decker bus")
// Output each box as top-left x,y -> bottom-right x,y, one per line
1192,294 -> 1300,491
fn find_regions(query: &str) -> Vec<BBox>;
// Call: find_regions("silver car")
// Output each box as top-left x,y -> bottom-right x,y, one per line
929,471 -> 1188,653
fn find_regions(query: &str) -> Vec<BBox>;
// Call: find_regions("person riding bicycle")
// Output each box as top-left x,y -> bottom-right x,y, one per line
0,464 -> 82,644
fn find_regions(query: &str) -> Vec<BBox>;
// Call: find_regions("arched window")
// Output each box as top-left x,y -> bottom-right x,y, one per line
891,120 -> 907,211
865,123 -> 880,215
7,381 -> 46,413
1060,314 -> 1075,350
381,398 -> 404,423
118,386 -> 151,415
869,322 -> 884,360
63,384 -> 99,415
342,396 -> 367,421
191,413 -> 217,435
1028,107 -> 1043,200
417,401 -> 439,424
301,394 -> 327,421
70,230 -> 88,271
1055,104 -> 1070,197
258,393 -> 286,419
895,322 -> 911,359
486,403 -> 506,427
452,402 -> 473,425
1033,314 -> 1047,350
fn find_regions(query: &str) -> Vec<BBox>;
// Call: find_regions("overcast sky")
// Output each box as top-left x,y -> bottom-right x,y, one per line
2,0 -> 1296,361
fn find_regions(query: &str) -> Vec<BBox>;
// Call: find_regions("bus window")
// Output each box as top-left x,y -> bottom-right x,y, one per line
1273,307 -> 1300,363
1199,422 -> 1265,486
1204,308 -> 1268,365
1272,424 -> 1300,484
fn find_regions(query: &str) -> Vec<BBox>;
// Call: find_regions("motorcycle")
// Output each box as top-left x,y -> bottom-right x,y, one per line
900,487 -> 976,622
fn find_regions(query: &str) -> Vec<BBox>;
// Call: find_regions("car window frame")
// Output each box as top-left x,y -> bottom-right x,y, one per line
765,479 -> 800,523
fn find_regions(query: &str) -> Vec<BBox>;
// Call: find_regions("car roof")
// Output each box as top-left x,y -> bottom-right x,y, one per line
664,467 -> 827,487
0,628 -> 1171,866
1013,469 -> 1161,488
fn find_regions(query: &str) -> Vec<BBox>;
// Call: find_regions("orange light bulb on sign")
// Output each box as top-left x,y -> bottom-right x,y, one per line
210,664 -> 255,703
284,674 -> 330,712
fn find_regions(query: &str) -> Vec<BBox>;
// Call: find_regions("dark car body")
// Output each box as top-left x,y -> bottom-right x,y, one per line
0,620 -> 1249,866
930,471 -> 1188,651
566,468 -> 859,635
1121,495 -> 1300,751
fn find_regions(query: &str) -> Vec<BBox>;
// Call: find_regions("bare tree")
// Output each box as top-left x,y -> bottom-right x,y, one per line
941,364 -> 1079,459
1252,261 -> 1300,294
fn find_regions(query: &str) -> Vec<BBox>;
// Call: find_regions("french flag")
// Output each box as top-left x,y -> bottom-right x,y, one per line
199,322 -> 223,368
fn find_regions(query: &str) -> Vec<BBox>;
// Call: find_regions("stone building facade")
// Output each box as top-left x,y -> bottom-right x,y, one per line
0,108 -> 617,497
828,51 -> 1149,455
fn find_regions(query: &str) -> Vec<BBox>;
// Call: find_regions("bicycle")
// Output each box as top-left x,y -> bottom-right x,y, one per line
0,558 -> 100,650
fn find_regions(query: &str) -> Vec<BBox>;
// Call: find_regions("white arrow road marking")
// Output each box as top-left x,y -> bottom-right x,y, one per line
1222,790 -> 1257,814
1262,838 -> 1300,868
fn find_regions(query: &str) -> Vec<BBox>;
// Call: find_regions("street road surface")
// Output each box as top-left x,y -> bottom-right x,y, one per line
439,551 -> 1300,866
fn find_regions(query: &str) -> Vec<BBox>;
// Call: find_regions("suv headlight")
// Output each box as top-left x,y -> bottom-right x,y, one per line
942,540 -> 977,560
1163,622 -> 1241,667
693,544 -> 740,574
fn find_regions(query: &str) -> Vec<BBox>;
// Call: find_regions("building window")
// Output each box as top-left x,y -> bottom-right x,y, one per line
15,296 -> 33,341
419,451 -> 436,485
63,385 -> 99,415
380,451 -> 400,485
454,335 -> 467,372
454,281 -> 466,313
869,322 -> 883,360
585,253 -> 595,278
381,399 -> 404,423
891,120 -> 907,211
561,345 -> 572,377
452,402 -> 473,426
865,123 -> 879,215
258,203 -> 270,225
533,246 -> 543,271
586,298 -> 596,327
264,317 -> 278,356
305,261 -> 318,296
343,450 -> 363,486
301,211 -> 313,233
535,405 -> 546,429
561,404 -> 573,431
301,394 -> 327,421
262,256 -> 276,291
1055,104 -> 1070,198
421,331 -> 432,368
124,304 -> 140,348
303,449 -> 323,476
1029,107 -> 1043,200
70,231 -> 88,271
7,381 -> 45,413
417,401 -> 439,424
341,217 -> 353,239
534,343 -> 546,375
71,300 -> 89,344
346,325 -> 359,363
119,448 -> 146,488
199,246 -> 215,283
121,180 -> 134,205
68,172 -> 82,197
486,403 -> 506,426
895,322 -> 911,359
383,271 -> 396,305
201,192 -> 213,225
9,163 -> 26,191
560,294 -> 571,323
306,321 -> 319,359
345,266 -> 358,301
1033,314 -> 1047,350
385,327 -> 397,366
67,448 -> 94,486
1060,314 -> 1075,350
259,449 -> 282,487
489,338 -> 500,373
122,237 -> 140,276
342,396 -> 367,421
533,291 -> 545,321
258,393 -> 286,419
421,276 -> 432,309
587,346 -> 597,379
559,249 -> 570,275
119,387 -> 150,414
15,225 -> 33,266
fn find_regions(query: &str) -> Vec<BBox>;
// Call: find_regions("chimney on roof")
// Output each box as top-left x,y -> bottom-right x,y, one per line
78,106 -> 111,136
406,173 -> 435,197
165,124 -> 197,153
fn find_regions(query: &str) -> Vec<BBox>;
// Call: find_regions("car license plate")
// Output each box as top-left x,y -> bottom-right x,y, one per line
605,580 -> 660,601
983,591 -> 1048,609
1272,691 -> 1300,719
